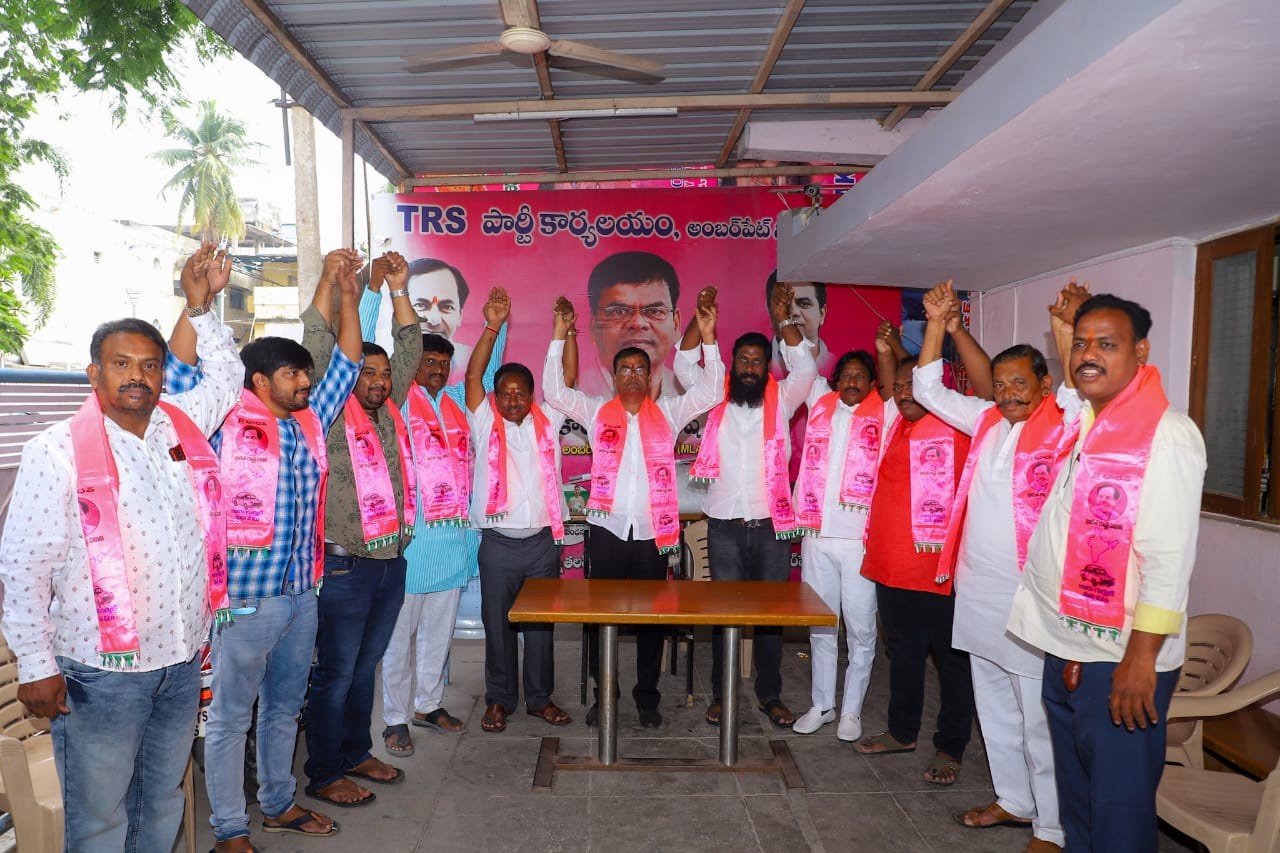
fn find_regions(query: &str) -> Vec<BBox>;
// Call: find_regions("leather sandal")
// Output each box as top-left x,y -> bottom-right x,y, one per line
481,703 -> 508,733
527,702 -> 572,725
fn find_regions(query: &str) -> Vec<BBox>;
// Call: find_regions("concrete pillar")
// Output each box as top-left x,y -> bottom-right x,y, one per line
291,106 -> 321,311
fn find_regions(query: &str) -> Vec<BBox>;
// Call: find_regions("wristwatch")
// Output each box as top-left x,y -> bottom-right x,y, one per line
390,288 -> 409,299
186,304 -> 211,318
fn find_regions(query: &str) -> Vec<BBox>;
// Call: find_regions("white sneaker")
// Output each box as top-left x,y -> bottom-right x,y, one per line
837,713 -> 863,742
792,707 -> 835,734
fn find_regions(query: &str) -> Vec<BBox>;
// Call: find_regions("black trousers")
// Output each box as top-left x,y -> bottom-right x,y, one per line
479,528 -> 559,712
875,582 -> 975,760
585,525 -> 668,711
706,517 -> 792,705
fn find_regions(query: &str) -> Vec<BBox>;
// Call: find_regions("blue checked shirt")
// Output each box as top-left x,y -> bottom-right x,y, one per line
358,288 -> 505,593
165,338 -> 360,598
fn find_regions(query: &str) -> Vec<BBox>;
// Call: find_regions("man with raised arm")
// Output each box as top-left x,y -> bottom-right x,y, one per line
0,245 -> 242,852
465,288 -> 573,733
359,267 -> 511,756
1007,292 -> 1206,852
911,280 -> 1088,853
298,251 -> 422,807
173,248 -> 364,852
694,282 -> 816,731
853,322 -> 974,788
543,293 -> 723,728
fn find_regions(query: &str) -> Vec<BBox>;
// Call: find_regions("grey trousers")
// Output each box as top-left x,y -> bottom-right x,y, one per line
479,527 -> 559,712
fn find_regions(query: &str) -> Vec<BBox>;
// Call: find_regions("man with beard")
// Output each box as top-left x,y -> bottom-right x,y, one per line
693,282 -> 816,729
853,327 -> 974,788
1008,294 -> 1206,852
299,252 -> 422,807
465,288 -> 573,733
790,349 -> 886,743
167,249 -> 365,851
0,245 -> 242,851
912,280 -> 1087,852
544,294 -> 723,728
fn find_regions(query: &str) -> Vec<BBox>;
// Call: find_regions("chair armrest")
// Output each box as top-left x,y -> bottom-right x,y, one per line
1168,670 -> 1280,720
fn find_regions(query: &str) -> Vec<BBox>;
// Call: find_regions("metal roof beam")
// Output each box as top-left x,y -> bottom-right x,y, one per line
401,163 -> 868,188
349,91 -> 957,123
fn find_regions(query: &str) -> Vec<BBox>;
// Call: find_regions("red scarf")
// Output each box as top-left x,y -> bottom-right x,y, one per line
341,396 -> 416,548
587,397 -> 680,554
70,395 -> 229,668
221,390 -> 328,582
405,384 -> 472,527
936,395 -> 1072,584
793,391 -> 884,536
1061,366 -> 1167,641
690,378 -> 799,539
483,396 -> 566,543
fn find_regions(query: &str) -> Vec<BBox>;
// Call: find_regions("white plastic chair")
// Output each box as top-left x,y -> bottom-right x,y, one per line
1158,670 -> 1280,853
0,635 -> 62,852
1167,614 -> 1254,768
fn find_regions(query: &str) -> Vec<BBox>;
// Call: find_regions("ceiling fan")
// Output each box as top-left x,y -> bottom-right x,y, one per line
403,0 -> 664,77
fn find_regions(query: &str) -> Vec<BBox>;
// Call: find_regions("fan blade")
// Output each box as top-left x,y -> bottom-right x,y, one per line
548,40 -> 664,76
403,41 -> 506,72
499,0 -> 537,29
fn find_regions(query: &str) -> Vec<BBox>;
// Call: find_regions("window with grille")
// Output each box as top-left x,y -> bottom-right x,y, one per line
1189,223 -> 1279,522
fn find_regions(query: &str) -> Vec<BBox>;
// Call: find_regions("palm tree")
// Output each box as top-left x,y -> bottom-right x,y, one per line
152,100 -> 257,241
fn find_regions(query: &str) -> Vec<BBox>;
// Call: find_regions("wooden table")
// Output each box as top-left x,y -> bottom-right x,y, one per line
508,578 -> 835,787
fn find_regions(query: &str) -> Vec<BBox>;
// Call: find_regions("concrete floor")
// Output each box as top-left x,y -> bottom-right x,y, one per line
187,626 -> 1201,852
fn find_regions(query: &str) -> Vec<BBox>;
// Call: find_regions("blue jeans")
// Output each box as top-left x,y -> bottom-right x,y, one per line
303,554 -> 406,789
1042,654 -> 1180,852
52,653 -> 200,853
204,590 -> 318,842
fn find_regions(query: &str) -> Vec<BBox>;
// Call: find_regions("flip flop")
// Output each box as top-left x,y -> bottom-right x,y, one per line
852,731 -> 917,755
413,708 -> 465,733
705,703 -> 721,727
481,703 -> 508,733
527,702 -> 572,725
345,761 -> 405,785
382,724 -> 414,757
263,806 -> 341,835
924,751 -> 962,786
305,780 -> 376,808
758,699 -> 796,728
953,802 -> 1033,829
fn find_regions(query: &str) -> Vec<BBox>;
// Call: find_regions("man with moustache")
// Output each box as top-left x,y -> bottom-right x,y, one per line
465,288 -> 573,733
369,271 -> 515,756
911,280 -> 1088,852
299,252 -> 422,807
790,349 -> 885,743
584,250 -> 686,399
167,249 -> 365,851
853,328 -> 974,788
693,283 -> 816,729
544,293 -> 723,728
1008,294 -> 1206,852
0,245 -> 242,851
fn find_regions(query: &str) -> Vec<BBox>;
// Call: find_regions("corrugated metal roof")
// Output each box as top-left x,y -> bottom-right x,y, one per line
182,0 -> 1039,181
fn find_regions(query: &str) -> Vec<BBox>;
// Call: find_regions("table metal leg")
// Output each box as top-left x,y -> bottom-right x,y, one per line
720,625 -> 740,766
599,623 -> 619,765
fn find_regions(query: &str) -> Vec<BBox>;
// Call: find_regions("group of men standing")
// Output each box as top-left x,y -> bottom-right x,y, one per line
0,240 -> 1204,853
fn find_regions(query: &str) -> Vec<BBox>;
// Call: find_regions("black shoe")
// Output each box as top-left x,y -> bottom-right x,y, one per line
638,707 -> 662,728
585,702 -> 599,727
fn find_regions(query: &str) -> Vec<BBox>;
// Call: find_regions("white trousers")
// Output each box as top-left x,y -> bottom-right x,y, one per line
971,654 -> 1065,847
380,586 -> 462,726
801,536 -> 877,717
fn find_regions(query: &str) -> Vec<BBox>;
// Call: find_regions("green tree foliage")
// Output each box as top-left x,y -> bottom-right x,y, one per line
153,99 -> 259,242
0,0 -> 225,355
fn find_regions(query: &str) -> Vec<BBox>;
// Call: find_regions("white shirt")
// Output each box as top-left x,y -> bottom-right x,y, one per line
698,341 -> 815,521
542,339 -> 724,541
1007,400 -> 1206,672
0,313 -> 244,681
468,400 -> 569,536
804,379 -> 898,541
913,359 -> 1083,675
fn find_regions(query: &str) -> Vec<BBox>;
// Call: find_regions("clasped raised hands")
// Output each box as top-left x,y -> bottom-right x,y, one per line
552,295 -> 577,339
1048,277 -> 1091,330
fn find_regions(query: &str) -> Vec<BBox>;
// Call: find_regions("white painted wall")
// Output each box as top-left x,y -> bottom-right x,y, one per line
978,241 -> 1280,691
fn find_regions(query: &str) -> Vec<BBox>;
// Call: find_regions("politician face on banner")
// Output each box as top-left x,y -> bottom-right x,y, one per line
587,251 -> 682,399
